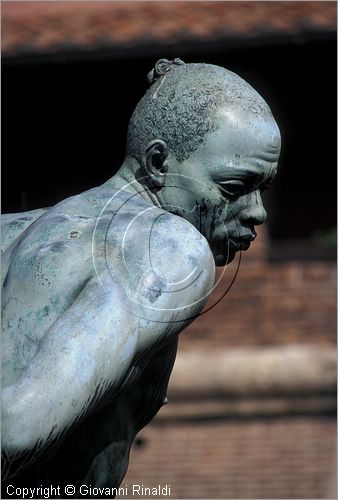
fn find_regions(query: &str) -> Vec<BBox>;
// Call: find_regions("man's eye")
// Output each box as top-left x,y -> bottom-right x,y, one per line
218,180 -> 245,198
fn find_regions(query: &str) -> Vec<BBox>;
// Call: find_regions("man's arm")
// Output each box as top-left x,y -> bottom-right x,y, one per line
2,273 -> 139,478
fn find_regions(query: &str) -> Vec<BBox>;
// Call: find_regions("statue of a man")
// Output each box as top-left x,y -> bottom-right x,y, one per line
1,59 -> 281,497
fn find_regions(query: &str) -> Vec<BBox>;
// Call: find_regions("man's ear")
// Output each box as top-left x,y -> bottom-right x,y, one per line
143,140 -> 169,188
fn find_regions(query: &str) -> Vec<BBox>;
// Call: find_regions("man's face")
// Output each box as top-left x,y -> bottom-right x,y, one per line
162,106 -> 281,266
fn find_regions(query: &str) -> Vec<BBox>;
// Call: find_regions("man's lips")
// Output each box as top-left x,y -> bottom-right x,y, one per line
212,231 -> 256,257
228,233 -> 256,251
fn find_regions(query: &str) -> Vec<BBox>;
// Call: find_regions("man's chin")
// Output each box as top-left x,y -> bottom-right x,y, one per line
214,250 -> 236,267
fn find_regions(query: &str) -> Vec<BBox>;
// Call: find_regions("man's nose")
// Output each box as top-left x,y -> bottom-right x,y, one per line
239,191 -> 267,226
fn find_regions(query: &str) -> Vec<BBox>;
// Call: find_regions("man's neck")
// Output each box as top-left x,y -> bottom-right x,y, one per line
104,157 -> 162,208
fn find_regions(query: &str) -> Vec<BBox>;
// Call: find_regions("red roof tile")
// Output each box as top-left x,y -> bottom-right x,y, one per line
2,1 -> 337,57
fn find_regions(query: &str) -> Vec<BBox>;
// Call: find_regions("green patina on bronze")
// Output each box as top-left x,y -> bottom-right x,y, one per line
2,59 -> 281,497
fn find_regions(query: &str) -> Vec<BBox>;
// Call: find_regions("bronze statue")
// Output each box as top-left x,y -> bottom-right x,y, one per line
2,59 -> 281,498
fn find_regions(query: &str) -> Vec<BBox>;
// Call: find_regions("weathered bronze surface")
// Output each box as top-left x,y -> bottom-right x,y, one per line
1,59 -> 280,498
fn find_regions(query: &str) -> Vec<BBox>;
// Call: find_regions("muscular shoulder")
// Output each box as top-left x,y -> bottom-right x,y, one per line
148,211 -> 214,281
1,209 -> 48,253
3,201 -> 98,297
111,210 -> 215,323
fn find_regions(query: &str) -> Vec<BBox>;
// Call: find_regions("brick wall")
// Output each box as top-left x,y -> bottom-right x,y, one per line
180,227 -> 336,350
121,417 -> 336,499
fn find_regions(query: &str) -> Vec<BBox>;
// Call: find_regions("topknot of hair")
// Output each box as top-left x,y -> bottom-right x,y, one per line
147,58 -> 185,85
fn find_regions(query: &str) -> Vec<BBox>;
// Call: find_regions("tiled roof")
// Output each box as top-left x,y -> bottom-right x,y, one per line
2,1 -> 336,58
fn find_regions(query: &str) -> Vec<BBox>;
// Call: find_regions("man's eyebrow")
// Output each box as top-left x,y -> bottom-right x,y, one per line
214,168 -> 277,192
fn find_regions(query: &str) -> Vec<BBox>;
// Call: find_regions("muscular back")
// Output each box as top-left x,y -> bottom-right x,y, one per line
2,186 -> 214,382
1,185 -> 215,485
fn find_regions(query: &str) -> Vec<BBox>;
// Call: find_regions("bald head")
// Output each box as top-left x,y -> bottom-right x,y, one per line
126,59 -> 275,164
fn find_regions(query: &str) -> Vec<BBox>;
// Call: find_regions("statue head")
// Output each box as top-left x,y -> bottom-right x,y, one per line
126,59 -> 281,266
